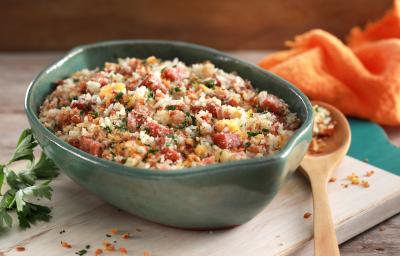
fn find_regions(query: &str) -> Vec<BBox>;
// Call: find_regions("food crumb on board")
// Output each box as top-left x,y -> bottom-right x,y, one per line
111,228 -> 119,234
121,232 -> 130,239
103,241 -> 116,252
61,241 -> 72,248
361,180 -> 370,188
136,228 -> 143,232
16,246 -> 25,252
303,212 -> 312,219
119,247 -> 128,254
347,172 -> 360,185
59,229 -> 66,234
106,234 -> 112,237
95,248 -> 103,255
341,184 -> 349,188
366,170 -> 375,177
329,177 -> 336,183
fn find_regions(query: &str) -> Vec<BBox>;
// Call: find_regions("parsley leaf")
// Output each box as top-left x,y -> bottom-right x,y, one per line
166,105 -> 176,111
115,92 -> 124,101
247,131 -> 261,137
0,129 -> 58,229
8,129 -> 37,164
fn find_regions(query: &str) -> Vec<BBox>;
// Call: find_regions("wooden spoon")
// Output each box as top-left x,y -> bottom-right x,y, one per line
301,101 -> 351,256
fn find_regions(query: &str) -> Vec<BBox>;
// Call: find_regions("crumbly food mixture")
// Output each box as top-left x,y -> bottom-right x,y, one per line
39,56 -> 300,169
309,104 -> 336,154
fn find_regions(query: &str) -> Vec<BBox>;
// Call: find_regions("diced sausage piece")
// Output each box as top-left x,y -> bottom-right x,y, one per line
70,101 -> 86,110
129,58 -> 142,71
147,122 -> 172,137
201,156 -> 215,165
169,110 -> 186,125
260,94 -> 287,114
70,114 -> 82,124
161,67 -> 178,81
213,133 -> 242,149
141,74 -> 167,93
191,104 -> 220,118
162,148 -> 181,162
80,137 -> 103,156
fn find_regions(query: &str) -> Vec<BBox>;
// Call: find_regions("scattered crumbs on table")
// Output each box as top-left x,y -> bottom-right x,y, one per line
379,227 -> 385,232
375,247 -> 385,251
366,170 -> 375,177
122,232 -> 130,239
303,212 -> 312,219
61,241 -> 72,248
85,245 -> 90,250
136,228 -> 143,232
113,240 -> 117,243
341,184 -> 349,188
59,229 -> 66,234
111,228 -> 119,234
106,234 -> 112,237
329,177 -> 336,183
95,248 -> 103,256
119,247 -> 128,254
16,246 -> 25,252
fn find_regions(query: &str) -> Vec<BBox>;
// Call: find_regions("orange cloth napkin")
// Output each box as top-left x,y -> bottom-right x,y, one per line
259,1 -> 400,126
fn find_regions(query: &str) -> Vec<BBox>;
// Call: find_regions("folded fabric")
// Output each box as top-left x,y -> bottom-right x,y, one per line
259,0 -> 400,126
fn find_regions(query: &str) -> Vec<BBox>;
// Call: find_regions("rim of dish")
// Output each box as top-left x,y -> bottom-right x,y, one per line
24,39 -> 313,177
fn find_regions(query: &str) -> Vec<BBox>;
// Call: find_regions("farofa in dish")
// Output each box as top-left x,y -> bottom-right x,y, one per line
39,56 -> 301,170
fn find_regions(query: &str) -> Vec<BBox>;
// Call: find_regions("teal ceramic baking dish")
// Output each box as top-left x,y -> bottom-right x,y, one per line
25,40 -> 313,229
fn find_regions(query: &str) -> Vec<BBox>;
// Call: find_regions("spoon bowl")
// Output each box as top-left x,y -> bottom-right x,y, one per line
301,101 -> 351,256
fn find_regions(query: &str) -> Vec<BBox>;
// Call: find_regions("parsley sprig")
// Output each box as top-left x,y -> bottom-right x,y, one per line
0,129 -> 59,229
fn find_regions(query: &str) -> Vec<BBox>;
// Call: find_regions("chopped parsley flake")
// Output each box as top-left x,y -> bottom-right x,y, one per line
167,105 -> 176,111
115,92 -> 124,101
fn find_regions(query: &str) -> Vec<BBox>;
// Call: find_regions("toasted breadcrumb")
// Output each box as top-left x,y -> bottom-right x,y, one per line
328,177 -> 336,183
119,247 -> 128,254
361,180 -> 370,188
16,246 -> 25,252
111,228 -> 119,234
61,241 -> 72,248
103,241 -> 116,252
95,248 -> 103,255
366,170 -> 375,177
121,232 -> 130,239
303,212 -> 312,219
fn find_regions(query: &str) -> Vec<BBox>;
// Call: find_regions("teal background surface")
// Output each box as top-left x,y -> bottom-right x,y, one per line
348,118 -> 400,175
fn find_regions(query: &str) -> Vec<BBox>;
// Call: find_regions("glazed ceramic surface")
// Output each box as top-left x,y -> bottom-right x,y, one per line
25,40 -> 313,229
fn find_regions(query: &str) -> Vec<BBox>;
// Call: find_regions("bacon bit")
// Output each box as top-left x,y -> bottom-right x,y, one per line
144,251 -> 151,256
121,232 -> 130,239
80,137 -> 103,156
361,180 -> 370,188
119,247 -> 128,254
328,177 -> 336,183
111,228 -> 119,234
303,212 -> 312,219
162,148 -> 181,162
16,246 -> 25,252
260,94 -> 287,114
61,241 -> 72,248
95,248 -> 103,255
366,170 -> 375,177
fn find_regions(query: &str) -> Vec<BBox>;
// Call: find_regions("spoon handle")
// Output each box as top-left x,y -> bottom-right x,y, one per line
310,175 -> 340,256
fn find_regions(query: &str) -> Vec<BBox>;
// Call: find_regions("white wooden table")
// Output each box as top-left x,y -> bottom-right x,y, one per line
0,51 -> 399,255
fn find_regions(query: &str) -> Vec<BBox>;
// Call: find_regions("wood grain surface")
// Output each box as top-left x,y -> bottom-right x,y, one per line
0,52 -> 399,255
0,0 -> 392,51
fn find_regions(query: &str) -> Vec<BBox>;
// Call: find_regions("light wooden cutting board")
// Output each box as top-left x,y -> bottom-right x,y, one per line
1,156 -> 399,256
